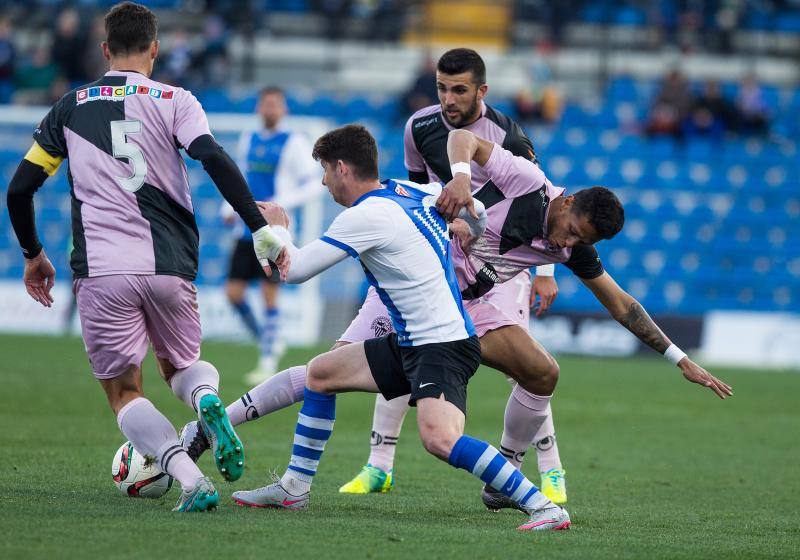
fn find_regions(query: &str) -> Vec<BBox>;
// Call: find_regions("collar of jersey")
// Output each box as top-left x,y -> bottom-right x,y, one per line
105,70 -> 148,77
352,184 -> 391,207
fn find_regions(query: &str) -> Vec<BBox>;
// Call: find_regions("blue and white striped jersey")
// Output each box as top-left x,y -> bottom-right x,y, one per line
321,179 -> 475,346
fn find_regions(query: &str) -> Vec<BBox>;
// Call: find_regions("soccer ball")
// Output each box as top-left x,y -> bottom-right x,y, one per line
111,441 -> 174,498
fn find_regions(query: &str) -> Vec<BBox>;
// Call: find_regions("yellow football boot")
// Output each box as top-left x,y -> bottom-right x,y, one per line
339,464 -> 394,494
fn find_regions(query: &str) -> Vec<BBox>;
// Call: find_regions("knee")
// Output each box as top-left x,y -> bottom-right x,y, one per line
418,424 -> 460,461
305,355 -> 333,393
540,357 -> 560,393
225,282 -> 243,303
519,357 -> 559,396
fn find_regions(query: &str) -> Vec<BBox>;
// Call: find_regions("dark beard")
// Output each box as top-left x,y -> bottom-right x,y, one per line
444,95 -> 480,128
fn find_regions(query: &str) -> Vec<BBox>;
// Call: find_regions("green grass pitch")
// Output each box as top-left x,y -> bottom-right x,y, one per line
1,333 -> 798,559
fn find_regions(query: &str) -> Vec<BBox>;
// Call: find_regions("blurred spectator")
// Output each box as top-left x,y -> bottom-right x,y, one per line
514,85 -> 563,125
193,15 -> 229,87
51,8 -> 89,85
163,29 -> 194,87
365,0 -> 405,42
12,46 -> 59,105
315,0 -> 353,41
400,54 -> 437,115
736,73 -> 770,135
0,17 -> 14,103
645,69 -> 692,138
84,16 -> 108,80
514,61 -> 563,125
685,80 -> 735,138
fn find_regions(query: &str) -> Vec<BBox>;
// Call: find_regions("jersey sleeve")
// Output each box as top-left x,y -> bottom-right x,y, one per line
481,142 -> 546,198
32,99 -> 68,160
320,204 -> 394,257
564,244 -> 605,279
173,88 -> 213,149
403,117 -> 426,173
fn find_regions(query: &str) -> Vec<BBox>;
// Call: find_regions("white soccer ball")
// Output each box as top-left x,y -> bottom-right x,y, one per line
111,441 -> 174,498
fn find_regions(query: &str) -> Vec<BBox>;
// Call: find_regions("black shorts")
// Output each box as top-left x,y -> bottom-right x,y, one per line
227,238 -> 280,283
364,334 -> 481,415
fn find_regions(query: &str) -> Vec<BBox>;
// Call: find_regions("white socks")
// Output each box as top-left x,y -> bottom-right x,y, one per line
367,394 -> 410,472
532,404 -> 562,473
500,385 -> 552,470
170,360 -> 219,413
226,365 -> 307,426
117,397 -> 203,491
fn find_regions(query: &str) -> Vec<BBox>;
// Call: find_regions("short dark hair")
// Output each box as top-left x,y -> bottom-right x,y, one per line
572,187 -> 625,240
437,48 -> 486,84
104,2 -> 157,57
259,86 -> 284,98
312,125 -> 379,181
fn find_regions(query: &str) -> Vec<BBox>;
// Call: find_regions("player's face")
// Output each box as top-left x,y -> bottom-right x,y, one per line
258,93 -> 287,129
320,160 -> 347,206
437,71 -> 487,128
547,200 -> 599,250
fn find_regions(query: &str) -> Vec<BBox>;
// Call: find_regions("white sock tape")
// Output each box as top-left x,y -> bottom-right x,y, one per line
450,161 -> 471,179
664,343 -> 687,365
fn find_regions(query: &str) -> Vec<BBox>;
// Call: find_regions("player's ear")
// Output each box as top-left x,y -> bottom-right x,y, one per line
150,40 -> 159,60
561,195 -> 575,212
477,83 -> 488,100
101,41 -> 111,62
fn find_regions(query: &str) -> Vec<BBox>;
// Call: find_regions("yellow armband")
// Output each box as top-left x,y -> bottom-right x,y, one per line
24,142 -> 63,176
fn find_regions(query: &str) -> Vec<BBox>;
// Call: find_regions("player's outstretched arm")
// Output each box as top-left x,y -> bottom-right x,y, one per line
257,202 -> 348,283
581,272 -> 733,399
7,151 -> 58,307
186,134 -> 285,274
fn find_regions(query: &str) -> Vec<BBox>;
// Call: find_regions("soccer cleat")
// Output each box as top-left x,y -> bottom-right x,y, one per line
540,468 -> 567,504
481,484 -> 526,512
517,504 -> 571,531
339,464 -> 394,494
232,479 -> 309,510
198,394 -> 245,482
178,421 -> 210,463
172,477 -> 219,512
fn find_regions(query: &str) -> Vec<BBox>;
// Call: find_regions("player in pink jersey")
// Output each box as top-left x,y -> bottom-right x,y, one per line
176,128 -> 732,520
5,2 -> 286,512
341,48 -> 565,501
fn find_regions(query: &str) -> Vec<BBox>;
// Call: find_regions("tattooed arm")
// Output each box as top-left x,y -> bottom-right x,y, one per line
580,272 -> 733,399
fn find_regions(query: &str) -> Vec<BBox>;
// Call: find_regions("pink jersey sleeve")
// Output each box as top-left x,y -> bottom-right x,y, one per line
403,117 -> 426,173
482,142 -> 546,197
173,88 -> 212,150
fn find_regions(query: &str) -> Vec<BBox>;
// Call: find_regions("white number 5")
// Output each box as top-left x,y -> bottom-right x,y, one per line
111,120 -> 147,192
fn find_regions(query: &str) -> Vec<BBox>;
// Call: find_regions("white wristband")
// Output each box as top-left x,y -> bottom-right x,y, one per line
664,343 -> 687,366
535,264 -> 555,277
451,162 -> 471,179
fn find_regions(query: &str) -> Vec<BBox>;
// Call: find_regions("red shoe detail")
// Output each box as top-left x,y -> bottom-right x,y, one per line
517,518 -> 571,531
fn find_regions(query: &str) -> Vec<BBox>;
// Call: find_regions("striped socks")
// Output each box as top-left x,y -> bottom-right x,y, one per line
281,387 -> 336,495
448,435 -> 550,512
232,299 -> 261,339
260,307 -> 280,357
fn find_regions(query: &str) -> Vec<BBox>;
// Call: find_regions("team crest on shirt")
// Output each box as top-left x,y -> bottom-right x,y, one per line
394,185 -> 411,197
76,84 -> 175,104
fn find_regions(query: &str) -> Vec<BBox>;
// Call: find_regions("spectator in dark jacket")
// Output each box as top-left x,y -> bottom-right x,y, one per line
50,9 -> 88,85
